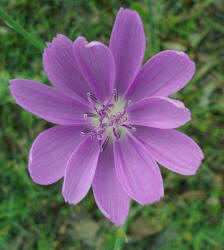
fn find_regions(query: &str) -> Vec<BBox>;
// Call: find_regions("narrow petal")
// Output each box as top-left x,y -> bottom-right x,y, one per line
9,79 -> 89,125
113,132 -> 164,205
74,37 -> 116,102
134,126 -> 204,175
127,97 -> 191,129
29,125 -> 84,185
43,34 -> 89,101
63,138 -> 100,205
109,8 -> 146,96
92,144 -> 130,226
125,50 -> 195,101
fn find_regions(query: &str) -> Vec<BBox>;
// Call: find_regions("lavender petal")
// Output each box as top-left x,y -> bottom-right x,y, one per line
93,143 -> 130,226
127,96 -> 191,129
74,37 -> 116,103
109,8 -> 146,97
43,34 -> 90,102
10,79 -> 89,125
9,79 -> 89,125
125,50 -> 195,101
134,126 -> 204,175
113,132 -> 164,205
62,137 -> 100,205
29,125 -> 84,185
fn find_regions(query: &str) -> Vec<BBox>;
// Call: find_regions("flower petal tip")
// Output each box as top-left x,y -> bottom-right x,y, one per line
28,169 -> 51,186
9,79 -> 21,86
174,50 -> 196,72
186,167 -> 200,176
197,147 -> 204,162
175,50 -> 188,57
45,34 -> 71,51
46,42 -> 52,48
186,108 -> 192,122
8,79 -> 14,85
108,212 -> 128,227
75,36 -> 86,43
52,33 -> 66,42
118,6 -> 139,15
56,33 -> 66,39
62,192 -> 80,206
63,197 -> 73,205
200,151 -> 204,160
116,7 -> 144,27
138,197 -> 163,206
62,190 -> 75,205
112,219 -> 125,227
85,41 -> 101,48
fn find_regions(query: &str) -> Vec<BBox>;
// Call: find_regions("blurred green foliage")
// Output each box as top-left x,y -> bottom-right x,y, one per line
0,0 -> 224,249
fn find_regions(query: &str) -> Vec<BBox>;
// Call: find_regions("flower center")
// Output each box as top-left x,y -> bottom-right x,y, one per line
81,89 -> 135,151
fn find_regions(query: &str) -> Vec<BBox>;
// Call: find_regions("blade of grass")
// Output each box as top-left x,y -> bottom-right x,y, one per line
0,8 -> 45,51
190,56 -> 224,86
147,0 -> 159,55
195,104 -> 224,115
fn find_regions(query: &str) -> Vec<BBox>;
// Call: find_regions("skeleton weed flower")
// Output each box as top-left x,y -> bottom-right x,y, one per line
9,8 -> 203,226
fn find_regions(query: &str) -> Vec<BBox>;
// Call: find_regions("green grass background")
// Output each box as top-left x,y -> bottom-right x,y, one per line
0,0 -> 224,249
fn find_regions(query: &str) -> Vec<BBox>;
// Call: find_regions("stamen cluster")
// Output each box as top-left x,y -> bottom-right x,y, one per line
81,90 -> 135,151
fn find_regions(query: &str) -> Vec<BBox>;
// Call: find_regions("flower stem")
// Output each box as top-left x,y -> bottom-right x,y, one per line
0,7 -> 45,51
113,219 -> 128,250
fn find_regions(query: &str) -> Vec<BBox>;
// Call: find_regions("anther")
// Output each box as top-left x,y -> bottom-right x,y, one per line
83,114 -> 95,131
114,89 -> 118,102
84,112 -> 97,118
101,136 -> 109,151
122,124 -> 136,131
81,127 -> 92,135
113,127 -> 120,139
87,92 -> 98,103
87,92 -> 99,112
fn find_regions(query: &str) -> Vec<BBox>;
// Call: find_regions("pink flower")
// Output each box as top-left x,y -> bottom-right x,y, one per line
9,8 -> 203,226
